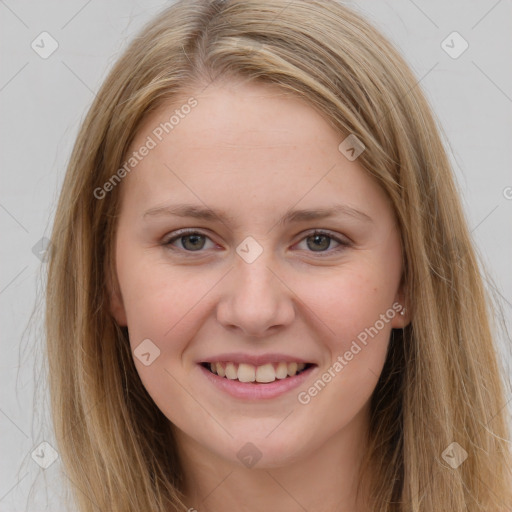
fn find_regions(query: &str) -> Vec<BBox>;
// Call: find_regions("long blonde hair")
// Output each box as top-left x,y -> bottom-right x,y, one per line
44,0 -> 512,510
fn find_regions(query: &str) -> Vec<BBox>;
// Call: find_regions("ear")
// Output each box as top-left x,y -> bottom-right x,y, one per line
391,280 -> 409,329
106,264 -> 127,327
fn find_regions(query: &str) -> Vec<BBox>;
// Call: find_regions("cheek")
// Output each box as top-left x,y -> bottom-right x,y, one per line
114,239 -> 179,341
297,262 -> 399,342
290,255 -> 400,403
116,244 -> 225,373
120,264 -> 204,347
115,252 -> 207,420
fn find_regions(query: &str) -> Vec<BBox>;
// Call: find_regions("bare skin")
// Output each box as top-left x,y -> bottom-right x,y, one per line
109,78 -> 408,512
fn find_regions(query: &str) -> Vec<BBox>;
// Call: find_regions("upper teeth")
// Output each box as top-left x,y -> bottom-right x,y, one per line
208,362 -> 307,383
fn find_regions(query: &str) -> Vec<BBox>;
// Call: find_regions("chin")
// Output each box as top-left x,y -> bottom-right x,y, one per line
218,432 -> 310,469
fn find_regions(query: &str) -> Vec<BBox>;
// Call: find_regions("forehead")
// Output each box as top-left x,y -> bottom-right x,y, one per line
119,79 -> 390,224
134,79 -> 337,152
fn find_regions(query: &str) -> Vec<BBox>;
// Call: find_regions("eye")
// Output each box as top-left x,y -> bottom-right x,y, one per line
163,229 -> 216,252
294,230 -> 350,255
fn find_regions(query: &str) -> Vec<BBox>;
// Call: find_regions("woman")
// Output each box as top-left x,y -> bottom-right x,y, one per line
45,0 -> 512,510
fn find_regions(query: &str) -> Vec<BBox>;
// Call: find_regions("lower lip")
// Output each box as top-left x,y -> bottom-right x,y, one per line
198,364 -> 317,400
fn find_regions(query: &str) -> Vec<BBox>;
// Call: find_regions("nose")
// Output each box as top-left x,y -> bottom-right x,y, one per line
216,248 -> 296,338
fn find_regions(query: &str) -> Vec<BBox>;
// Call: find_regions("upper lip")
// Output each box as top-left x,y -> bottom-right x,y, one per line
198,353 -> 316,366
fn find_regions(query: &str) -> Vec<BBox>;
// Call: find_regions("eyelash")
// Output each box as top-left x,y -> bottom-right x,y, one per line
162,229 -> 351,256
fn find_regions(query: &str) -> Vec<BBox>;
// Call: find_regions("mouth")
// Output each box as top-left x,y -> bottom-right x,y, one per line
200,361 -> 315,383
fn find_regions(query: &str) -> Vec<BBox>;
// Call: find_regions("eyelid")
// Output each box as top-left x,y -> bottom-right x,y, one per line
304,229 -> 352,245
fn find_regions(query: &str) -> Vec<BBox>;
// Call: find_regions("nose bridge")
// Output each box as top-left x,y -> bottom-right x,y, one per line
216,237 -> 295,335
237,247 -> 275,294
234,240 -> 280,309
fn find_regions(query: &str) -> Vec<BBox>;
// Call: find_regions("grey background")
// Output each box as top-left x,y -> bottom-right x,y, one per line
1,1 -> 511,510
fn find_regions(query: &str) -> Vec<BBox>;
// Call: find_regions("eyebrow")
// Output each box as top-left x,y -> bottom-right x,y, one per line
143,203 -> 373,226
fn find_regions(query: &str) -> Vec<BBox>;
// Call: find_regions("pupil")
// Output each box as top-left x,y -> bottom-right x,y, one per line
183,234 -> 204,250
308,234 -> 330,251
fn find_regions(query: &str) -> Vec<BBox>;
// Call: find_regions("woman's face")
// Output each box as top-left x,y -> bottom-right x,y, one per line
110,79 -> 407,468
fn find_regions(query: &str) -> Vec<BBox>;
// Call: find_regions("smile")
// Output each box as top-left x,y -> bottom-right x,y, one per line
201,361 -> 313,383
198,360 -> 318,400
